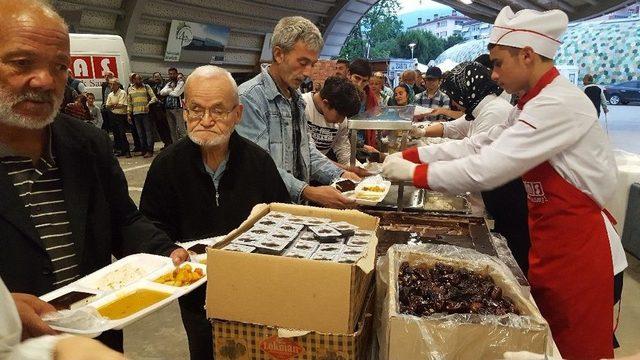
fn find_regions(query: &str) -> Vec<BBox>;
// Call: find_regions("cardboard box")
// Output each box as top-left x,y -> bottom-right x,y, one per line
377,245 -> 550,360
212,288 -> 374,360
206,203 -> 379,334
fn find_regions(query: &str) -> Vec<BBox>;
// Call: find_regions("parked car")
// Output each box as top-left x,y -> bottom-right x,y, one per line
604,80 -> 640,105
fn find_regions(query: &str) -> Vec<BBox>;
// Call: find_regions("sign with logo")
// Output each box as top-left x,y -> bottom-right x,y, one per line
164,20 -> 230,64
70,55 -> 118,80
259,336 -> 305,360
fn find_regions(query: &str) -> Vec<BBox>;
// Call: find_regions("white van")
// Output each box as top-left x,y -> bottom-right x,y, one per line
69,34 -> 131,105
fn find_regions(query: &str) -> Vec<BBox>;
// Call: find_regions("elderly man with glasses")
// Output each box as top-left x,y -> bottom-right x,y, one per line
140,65 -> 289,360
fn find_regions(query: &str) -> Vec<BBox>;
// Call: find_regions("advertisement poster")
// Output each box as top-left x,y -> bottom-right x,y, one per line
164,20 -> 230,64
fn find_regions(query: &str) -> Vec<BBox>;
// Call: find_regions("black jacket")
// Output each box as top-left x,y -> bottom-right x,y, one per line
584,84 -> 603,116
140,131 -> 290,242
0,115 -> 179,295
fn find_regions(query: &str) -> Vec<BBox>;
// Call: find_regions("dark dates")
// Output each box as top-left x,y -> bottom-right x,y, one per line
398,262 -> 519,317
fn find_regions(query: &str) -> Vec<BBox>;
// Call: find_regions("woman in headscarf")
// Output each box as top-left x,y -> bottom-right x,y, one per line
410,61 -> 531,275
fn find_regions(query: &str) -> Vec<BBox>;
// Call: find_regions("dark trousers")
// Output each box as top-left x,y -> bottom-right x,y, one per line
110,113 -> 130,155
130,118 -> 141,152
481,178 -> 531,275
133,113 -> 155,153
149,104 -> 173,147
179,288 -> 213,360
613,272 -> 624,348
101,108 -> 112,133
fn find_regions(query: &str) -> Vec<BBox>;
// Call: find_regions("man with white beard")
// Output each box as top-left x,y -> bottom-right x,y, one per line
0,0 -> 189,353
140,65 -> 289,360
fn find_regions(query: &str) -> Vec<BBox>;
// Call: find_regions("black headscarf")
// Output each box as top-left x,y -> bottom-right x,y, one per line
440,61 -> 503,120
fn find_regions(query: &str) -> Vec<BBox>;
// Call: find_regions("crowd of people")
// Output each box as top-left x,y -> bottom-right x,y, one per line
0,1 -> 632,360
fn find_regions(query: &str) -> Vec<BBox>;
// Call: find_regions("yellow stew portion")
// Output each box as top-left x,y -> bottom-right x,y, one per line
97,289 -> 171,320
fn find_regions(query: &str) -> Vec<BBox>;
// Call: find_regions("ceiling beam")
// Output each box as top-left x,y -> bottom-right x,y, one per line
154,0 -> 279,25
76,26 -> 117,34
321,0 -> 367,57
536,0 -> 575,12
55,0 -> 126,16
508,0 -> 545,11
475,0 -> 508,11
437,0 -> 498,18
231,0 -> 327,18
116,0 -> 148,50
571,0 -> 637,20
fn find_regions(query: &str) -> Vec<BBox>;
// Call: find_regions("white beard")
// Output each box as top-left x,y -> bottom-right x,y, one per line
188,131 -> 231,148
0,85 -> 61,129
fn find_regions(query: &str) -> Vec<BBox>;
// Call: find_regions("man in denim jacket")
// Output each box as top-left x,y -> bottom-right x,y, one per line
237,17 -> 360,208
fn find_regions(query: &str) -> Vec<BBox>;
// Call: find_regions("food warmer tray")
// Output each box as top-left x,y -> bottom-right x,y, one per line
362,210 -> 496,258
347,106 -> 415,131
359,185 -> 472,215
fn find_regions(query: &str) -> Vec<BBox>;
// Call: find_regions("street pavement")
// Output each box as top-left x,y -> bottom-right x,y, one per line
599,104 -> 640,154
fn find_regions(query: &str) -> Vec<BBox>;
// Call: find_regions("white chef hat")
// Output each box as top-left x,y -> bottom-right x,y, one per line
489,7 -> 568,59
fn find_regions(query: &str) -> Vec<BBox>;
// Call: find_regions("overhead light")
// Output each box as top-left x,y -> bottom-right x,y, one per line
459,0 -> 473,4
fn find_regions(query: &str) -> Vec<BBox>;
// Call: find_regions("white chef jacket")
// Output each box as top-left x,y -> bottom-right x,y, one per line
411,74 -> 627,275
0,278 -> 62,360
302,92 -> 351,165
437,95 -> 513,215
441,95 -> 512,140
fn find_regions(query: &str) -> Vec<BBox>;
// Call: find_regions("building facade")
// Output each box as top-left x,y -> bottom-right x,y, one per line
408,10 -> 469,38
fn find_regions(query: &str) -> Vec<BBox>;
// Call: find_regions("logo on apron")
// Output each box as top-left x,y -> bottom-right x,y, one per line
524,181 -> 547,203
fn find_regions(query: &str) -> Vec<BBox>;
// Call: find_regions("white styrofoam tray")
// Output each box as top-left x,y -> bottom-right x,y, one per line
345,178 -> 392,206
40,253 -> 207,337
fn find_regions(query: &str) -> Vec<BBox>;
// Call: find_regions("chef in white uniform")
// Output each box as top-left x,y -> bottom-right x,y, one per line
382,7 -> 627,360
412,61 -> 532,275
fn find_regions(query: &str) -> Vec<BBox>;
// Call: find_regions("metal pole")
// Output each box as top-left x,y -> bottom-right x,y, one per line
350,129 -> 357,168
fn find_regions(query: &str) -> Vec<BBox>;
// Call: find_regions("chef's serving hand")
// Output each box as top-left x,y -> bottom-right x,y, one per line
409,126 -> 427,138
382,156 -> 417,182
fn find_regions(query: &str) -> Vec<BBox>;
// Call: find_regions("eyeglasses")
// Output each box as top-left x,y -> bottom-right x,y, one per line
185,105 -> 237,121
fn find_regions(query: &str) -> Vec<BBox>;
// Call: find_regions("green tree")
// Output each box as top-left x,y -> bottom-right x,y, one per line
391,30 -> 444,64
443,33 -> 465,50
339,0 -> 403,60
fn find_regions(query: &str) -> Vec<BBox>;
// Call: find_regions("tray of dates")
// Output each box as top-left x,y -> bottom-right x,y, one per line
376,244 -> 550,360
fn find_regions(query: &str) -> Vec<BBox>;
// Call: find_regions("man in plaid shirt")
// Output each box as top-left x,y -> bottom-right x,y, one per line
414,66 -> 463,121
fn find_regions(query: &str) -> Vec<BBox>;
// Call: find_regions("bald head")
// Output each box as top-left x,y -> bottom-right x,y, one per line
3,0 -> 68,31
185,66 -> 238,105
183,66 -> 243,148
0,0 -> 70,130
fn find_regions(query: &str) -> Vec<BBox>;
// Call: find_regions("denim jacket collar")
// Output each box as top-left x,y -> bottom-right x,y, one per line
261,65 -> 303,106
